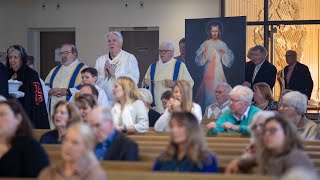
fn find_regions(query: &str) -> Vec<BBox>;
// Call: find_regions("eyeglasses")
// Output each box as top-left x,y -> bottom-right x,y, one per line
264,127 -> 281,135
230,98 -> 243,103
251,123 -> 265,130
215,90 -> 224,94
278,103 -> 293,110
158,50 -> 172,54
59,51 -> 72,55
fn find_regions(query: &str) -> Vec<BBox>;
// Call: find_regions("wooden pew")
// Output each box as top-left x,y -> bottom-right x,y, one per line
106,170 -> 274,180
0,170 -> 274,180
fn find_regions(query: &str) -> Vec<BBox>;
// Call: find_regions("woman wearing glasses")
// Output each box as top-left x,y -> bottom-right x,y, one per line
226,111 -> 275,173
227,115 -> 314,177
6,45 -> 49,129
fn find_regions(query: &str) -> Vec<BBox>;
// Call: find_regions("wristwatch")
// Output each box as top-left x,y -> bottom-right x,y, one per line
122,125 -> 127,133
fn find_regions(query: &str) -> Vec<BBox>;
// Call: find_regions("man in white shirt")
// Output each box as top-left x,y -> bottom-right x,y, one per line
45,44 -> 87,116
95,31 -> 140,105
142,41 -> 194,113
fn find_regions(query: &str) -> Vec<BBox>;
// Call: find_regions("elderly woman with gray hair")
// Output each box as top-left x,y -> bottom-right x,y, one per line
138,88 -> 161,127
279,91 -> 319,140
207,85 -> 260,135
226,111 -> 275,173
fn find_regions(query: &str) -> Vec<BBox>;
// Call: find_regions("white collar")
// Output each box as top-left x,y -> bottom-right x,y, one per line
233,106 -> 250,121
158,58 -> 174,66
63,59 -> 79,67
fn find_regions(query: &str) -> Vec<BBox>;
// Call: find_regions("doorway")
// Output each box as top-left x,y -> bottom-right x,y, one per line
110,27 -> 159,86
40,31 -> 75,79
27,28 -> 75,80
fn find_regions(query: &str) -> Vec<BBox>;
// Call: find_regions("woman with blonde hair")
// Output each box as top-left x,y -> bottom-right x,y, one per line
154,80 -> 202,132
111,76 -> 149,133
153,112 -> 217,172
38,122 -> 106,179
252,82 -> 278,111
40,101 -> 81,144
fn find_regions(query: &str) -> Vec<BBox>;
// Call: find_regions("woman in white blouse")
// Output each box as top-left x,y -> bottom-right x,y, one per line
111,76 -> 149,133
154,80 -> 202,132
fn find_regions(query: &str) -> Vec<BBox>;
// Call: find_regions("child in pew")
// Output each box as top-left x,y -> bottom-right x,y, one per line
153,112 -> 218,173
38,122 -> 106,179
71,67 -> 109,107
40,101 -> 81,144
0,100 -> 49,177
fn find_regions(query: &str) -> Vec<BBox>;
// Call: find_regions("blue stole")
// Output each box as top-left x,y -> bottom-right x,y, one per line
48,63 -> 84,101
150,60 -> 181,106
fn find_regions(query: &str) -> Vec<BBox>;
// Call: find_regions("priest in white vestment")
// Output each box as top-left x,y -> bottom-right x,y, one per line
45,44 -> 88,120
143,41 -> 194,113
95,31 -> 140,106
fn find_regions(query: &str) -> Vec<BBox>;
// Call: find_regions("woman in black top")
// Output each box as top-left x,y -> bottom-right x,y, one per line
0,99 -> 49,177
40,101 -> 81,144
6,45 -> 49,129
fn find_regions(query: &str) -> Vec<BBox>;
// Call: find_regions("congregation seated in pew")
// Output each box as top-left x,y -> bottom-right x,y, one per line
40,101 -> 81,144
0,100 -> 49,178
153,112 -> 218,173
38,122 -> 107,179
226,115 -> 315,178
279,91 -> 319,140
75,94 -> 98,123
154,80 -> 202,132
87,106 -> 139,161
138,88 -> 161,127
111,77 -> 149,133
252,82 -> 278,111
207,85 -> 260,135
203,83 -> 231,123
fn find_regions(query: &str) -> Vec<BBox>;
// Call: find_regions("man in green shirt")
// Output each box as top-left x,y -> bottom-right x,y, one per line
207,85 -> 260,135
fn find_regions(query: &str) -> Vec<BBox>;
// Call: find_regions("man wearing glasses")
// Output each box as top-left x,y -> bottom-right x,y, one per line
142,41 -> 194,113
45,43 -> 87,118
207,85 -> 260,135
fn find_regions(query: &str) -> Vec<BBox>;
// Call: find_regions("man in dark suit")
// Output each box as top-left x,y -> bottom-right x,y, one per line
243,45 -> 277,89
0,62 -> 9,97
87,106 -> 138,161
278,50 -> 313,99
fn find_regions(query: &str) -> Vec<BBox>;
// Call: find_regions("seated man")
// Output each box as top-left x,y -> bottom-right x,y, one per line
279,91 -> 319,140
87,106 -> 138,161
207,85 -> 260,135
205,83 -> 232,125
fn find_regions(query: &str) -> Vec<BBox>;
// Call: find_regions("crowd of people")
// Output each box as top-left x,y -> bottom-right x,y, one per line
0,31 -> 319,179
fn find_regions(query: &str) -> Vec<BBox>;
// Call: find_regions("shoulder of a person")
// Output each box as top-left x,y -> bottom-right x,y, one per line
41,130 -> 58,138
133,100 -> 145,106
96,54 -> 108,61
118,132 -> 138,146
12,136 -> 39,147
296,62 -> 309,70
193,102 -> 201,108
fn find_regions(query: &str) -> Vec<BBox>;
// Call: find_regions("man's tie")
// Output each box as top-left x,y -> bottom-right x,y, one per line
252,66 -> 259,82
